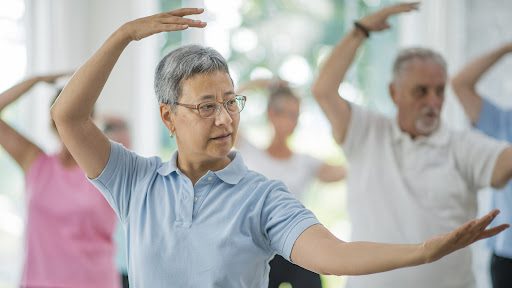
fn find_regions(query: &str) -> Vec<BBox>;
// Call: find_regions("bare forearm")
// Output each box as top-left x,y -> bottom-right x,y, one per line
321,241 -> 424,276
452,44 -> 512,123
317,163 -> 346,182
311,28 -> 365,143
453,45 -> 511,90
312,28 -> 366,97
0,77 -> 40,111
51,27 -> 131,123
491,147 -> 512,189
292,225 -> 426,276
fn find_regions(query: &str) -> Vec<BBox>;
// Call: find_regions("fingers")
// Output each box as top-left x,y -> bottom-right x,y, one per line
159,9 -> 206,28
386,2 -> 420,14
460,210 -> 507,244
167,8 -> 204,17
160,16 -> 206,28
477,224 -> 510,241
473,209 -> 500,232
161,24 -> 190,32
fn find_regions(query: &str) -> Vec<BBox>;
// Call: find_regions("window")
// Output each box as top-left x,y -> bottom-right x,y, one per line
0,1 -> 27,286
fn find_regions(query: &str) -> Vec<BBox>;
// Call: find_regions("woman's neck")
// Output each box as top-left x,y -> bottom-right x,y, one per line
266,136 -> 292,159
177,154 -> 231,185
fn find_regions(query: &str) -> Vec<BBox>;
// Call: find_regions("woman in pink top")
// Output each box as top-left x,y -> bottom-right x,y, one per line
0,75 -> 119,288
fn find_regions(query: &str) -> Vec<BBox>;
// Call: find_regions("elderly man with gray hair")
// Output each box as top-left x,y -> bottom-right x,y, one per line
312,3 -> 512,288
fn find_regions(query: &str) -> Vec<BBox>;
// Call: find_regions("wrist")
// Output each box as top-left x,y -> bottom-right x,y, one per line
115,23 -> 136,44
350,27 -> 368,42
419,241 -> 434,264
354,21 -> 370,38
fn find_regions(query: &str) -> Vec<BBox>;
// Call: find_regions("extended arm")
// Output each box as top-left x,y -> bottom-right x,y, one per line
291,210 -> 507,276
316,163 -> 346,182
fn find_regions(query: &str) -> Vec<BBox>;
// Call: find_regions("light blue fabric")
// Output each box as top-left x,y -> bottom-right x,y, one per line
476,98 -> 512,259
91,141 -> 319,288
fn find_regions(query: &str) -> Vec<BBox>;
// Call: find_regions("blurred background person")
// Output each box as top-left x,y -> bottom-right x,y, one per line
452,42 -> 512,288
0,75 -> 120,287
236,78 -> 346,288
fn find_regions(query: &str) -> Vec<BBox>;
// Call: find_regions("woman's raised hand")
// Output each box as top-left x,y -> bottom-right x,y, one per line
120,8 -> 207,42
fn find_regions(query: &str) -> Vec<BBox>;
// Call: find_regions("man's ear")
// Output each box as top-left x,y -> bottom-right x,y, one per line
389,82 -> 398,105
160,104 -> 175,134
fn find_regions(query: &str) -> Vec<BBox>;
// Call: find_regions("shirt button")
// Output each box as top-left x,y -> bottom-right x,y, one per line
194,197 -> 198,202
207,177 -> 213,181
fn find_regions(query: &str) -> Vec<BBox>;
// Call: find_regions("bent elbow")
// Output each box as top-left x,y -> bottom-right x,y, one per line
311,81 -> 327,101
50,102 -> 67,128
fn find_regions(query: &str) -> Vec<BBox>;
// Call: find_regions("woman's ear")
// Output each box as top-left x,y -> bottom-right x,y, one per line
160,104 -> 175,134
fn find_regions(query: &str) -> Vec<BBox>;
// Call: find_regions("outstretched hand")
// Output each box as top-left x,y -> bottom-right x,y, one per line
422,209 -> 509,263
120,8 -> 207,42
359,2 -> 419,32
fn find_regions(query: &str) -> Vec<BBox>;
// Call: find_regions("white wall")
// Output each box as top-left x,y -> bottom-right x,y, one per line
463,0 -> 512,107
26,0 -> 161,156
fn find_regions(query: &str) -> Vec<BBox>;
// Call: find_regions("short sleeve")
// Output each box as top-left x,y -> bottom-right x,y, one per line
260,181 -> 319,261
453,129 -> 509,191
90,141 -> 159,222
476,98 -> 512,141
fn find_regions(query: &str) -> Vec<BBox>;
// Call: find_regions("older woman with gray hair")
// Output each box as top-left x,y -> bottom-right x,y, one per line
51,7 -> 508,288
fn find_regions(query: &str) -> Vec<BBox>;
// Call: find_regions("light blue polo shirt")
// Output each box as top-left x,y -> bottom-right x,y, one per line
91,141 -> 319,287
476,98 -> 512,258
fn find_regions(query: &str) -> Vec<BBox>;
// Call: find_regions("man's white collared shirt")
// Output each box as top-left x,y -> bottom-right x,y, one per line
344,104 -> 507,288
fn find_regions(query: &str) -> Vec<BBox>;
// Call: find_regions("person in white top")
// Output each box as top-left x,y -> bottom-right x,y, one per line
312,3 -> 512,288
236,80 -> 345,288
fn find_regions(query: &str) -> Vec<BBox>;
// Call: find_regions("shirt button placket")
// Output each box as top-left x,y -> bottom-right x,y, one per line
179,179 -> 194,228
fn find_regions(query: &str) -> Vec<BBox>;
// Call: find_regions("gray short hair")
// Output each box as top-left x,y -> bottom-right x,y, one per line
154,45 -> 231,107
392,47 -> 447,82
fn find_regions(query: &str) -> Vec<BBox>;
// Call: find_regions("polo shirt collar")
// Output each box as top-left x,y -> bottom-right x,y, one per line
213,151 -> 247,185
391,118 -> 450,147
156,150 -> 247,185
156,151 -> 180,176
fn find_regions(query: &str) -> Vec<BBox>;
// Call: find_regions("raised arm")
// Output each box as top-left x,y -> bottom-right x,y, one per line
311,3 -> 418,144
51,8 -> 206,178
291,209 -> 508,276
0,74 -> 64,172
452,43 -> 512,123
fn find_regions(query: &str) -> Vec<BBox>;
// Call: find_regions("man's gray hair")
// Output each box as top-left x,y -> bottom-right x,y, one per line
392,47 -> 447,81
154,45 -> 230,107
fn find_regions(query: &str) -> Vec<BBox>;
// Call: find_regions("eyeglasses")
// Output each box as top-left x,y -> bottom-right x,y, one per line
173,95 -> 247,119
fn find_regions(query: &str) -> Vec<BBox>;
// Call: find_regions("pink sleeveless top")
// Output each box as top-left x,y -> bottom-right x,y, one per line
22,153 -> 119,288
